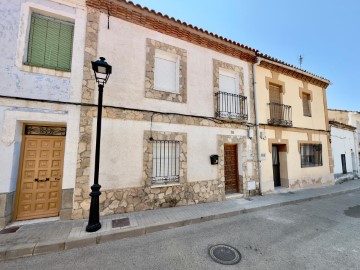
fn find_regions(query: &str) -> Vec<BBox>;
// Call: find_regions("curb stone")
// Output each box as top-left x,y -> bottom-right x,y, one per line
2,184 -> 360,261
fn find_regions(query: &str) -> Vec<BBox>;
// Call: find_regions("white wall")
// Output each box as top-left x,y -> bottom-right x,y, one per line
89,118 -> 248,190
96,14 -> 252,120
0,98 -> 80,193
331,126 -> 357,175
0,0 -> 86,103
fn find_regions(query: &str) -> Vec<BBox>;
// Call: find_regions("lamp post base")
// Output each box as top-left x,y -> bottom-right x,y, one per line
86,183 -> 102,232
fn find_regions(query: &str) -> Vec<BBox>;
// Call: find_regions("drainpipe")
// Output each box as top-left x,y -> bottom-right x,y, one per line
252,56 -> 264,194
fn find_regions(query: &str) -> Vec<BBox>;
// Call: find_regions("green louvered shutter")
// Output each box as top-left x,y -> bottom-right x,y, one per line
27,13 -> 74,71
57,23 -> 74,71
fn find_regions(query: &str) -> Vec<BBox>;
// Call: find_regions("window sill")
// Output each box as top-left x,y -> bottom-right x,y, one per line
18,63 -> 71,78
152,88 -> 180,95
151,183 -> 181,188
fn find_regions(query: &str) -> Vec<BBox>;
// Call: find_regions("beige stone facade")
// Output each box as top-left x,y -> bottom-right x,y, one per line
256,61 -> 333,194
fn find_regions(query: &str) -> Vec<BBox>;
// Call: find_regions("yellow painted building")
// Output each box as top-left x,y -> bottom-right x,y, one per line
254,56 -> 334,193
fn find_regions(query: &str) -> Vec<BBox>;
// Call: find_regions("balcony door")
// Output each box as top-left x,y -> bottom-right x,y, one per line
219,69 -> 239,118
269,84 -> 282,120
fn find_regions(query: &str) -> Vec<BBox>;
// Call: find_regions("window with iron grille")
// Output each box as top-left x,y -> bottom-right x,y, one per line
300,144 -> 322,167
26,13 -> 74,71
152,140 -> 180,184
302,93 -> 311,117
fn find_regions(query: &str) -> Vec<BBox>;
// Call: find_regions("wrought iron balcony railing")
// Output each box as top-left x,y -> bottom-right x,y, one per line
268,102 -> 292,127
215,91 -> 248,121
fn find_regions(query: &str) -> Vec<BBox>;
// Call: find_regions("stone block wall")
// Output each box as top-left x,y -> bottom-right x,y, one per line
0,192 -> 15,228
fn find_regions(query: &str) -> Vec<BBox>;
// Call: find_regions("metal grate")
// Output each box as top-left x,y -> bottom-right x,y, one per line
152,140 -> 180,184
112,218 -> 130,228
300,144 -> 323,167
0,226 -> 20,234
267,102 -> 292,127
215,91 -> 248,121
25,125 -> 66,136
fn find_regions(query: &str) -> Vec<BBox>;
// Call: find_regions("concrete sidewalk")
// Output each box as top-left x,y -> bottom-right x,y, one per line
1,179 -> 360,261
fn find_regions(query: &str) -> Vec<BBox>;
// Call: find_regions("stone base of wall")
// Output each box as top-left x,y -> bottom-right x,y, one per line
0,191 -> 15,228
289,174 -> 335,190
60,188 -> 74,220
71,179 -> 224,219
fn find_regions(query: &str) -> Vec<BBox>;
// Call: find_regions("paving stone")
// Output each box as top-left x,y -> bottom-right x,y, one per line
65,236 -> 96,250
97,227 -> 145,244
5,243 -> 35,260
33,240 -> 65,255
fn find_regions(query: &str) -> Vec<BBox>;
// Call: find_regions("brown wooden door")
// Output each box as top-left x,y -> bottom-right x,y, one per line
16,136 -> 65,220
224,144 -> 239,194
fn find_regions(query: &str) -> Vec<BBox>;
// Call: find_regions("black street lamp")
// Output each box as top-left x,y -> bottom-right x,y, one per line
86,57 -> 112,232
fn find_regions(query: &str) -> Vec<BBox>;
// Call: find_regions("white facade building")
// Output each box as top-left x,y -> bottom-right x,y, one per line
329,109 -> 360,180
0,0 -> 86,226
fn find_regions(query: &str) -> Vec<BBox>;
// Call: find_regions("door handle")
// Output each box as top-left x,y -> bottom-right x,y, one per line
54,177 -> 61,181
34,178 -> 50,182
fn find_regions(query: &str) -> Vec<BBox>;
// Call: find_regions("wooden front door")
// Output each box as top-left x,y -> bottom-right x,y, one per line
16,134 -> 65,221
224,144 -> 239,194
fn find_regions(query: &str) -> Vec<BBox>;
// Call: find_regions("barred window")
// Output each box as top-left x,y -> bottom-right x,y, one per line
152,140 -> 180,184
26,13 -> 74,71
301,144 -> 322,167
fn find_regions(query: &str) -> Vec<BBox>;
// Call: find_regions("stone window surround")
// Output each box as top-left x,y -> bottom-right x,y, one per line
213,59 -> 244,96
145,39 -> 187,103
143,131 -> 187,187
213,59 -> 245,120
265,71 -> 286,104
217,135 -> 251,194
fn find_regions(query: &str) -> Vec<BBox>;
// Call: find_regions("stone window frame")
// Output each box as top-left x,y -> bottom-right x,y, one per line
213,59 -> 244,96
213,59 -> 245,120
143,131 -> 187,187
145,39 -> 187,103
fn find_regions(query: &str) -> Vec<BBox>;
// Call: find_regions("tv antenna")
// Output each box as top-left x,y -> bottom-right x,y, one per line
299,55 -> 304,69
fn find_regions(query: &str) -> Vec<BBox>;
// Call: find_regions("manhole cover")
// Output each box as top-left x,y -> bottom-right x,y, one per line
112,218 -> 130,228
209,244 -> 241,265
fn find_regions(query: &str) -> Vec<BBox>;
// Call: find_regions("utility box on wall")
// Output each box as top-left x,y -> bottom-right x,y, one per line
247,180 -> 256,190
210,155 -> 219,165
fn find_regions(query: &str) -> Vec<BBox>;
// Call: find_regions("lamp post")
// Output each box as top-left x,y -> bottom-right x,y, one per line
86,57 -> 112,232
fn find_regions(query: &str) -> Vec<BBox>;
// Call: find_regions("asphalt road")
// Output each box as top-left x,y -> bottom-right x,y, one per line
1,191 -> 360,270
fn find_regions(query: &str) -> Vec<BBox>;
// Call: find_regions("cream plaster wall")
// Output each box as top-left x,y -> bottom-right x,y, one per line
89,118 -> 248,190
258,128 -> 331,192
331,126 -> 357,175
256,66 -> 326,130
96,15 -> 252,120
0,98 -> 80,193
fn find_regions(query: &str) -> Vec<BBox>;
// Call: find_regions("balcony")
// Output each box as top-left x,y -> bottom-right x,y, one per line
215,91 -> 248,121
267,102 -> 292,127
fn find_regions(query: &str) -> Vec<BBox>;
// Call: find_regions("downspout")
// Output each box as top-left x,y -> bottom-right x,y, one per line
252,56 -> 263,194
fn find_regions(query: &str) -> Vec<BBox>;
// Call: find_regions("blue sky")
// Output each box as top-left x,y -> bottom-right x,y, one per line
131,0 -> 360,112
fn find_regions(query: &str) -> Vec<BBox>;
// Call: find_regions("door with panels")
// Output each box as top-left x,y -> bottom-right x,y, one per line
15,125 -> 66,221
